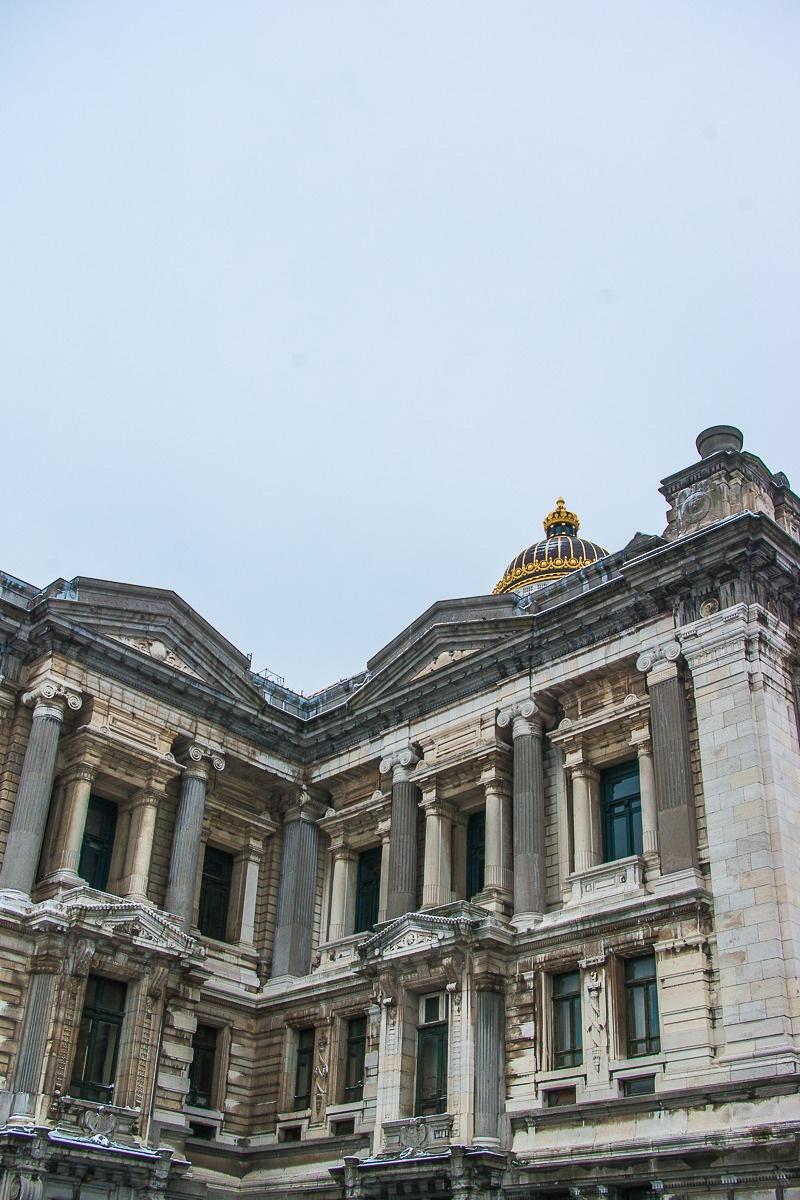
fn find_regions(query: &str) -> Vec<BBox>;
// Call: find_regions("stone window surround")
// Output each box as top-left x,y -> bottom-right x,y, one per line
549,694 -> 659,895
184,1017 -> 232,1130
319,791 -> 392,944
192,816 -> 271,950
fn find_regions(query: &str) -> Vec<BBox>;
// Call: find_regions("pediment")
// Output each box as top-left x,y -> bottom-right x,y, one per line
358,905 -> 484,966
41,577 -> 267,707
59,887 -> 199,957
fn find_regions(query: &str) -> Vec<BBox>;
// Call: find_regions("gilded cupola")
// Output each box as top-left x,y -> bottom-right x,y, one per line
492,498 -> 608,595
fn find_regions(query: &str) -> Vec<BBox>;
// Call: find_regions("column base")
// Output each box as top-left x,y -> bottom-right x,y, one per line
510,910 -> 544,932
471,886 -> 512,917
472,1135 -> 501,1149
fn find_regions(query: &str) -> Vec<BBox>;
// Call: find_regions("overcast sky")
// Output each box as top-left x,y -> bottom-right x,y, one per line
2,2 -> 798,693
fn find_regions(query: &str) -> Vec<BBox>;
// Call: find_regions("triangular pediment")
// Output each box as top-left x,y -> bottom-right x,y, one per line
58,886 -> 200,958
358,905 -> 487,966
37,577 -> 268,708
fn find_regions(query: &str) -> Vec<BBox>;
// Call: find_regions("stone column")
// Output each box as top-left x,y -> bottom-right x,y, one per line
473,981 -> 505,1147
45,761 -> 96,886
630,726 -> 659,859
122,786 -> 162,902
7,936 -> 64,1123
637,643 -> 698,874
482,778 -> 512,912
238,841 -> 262,948
498,701 -> 547,920
164,744 -> 225,928
420,790 -> 454,909
570,761 -> 601,874
328,843 -> 358,941
271,790 -> 325,977
0,679 -> 82,896
380,747 -> 421,921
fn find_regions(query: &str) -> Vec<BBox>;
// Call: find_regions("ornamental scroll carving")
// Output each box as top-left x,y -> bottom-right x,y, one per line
23,677 -> 83,713
108,634 -> 203,679
636,641 -> 681,675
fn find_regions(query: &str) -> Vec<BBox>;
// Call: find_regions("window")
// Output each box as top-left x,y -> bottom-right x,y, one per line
545,1086 -> 577,1107
70,976 -> 126,1103
466,811 -> 486,899
293,1028 -> 315,1111
197,846 -> 233,941
354,848 -> 381,933
343,1016 -> 367,1102
625,956 -> 660,1057
622,1074 -> 655,1096
78,796 -> 118,891
601,762 -> 642,862
552,971 -> 582,1069
188,1024 -> 218,1109
415,994 -> 448,1116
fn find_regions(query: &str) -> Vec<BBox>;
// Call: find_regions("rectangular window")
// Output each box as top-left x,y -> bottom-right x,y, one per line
188,1024 -> 218,1109
415,994 -> 448,1116
622,1074 -> 655,1096
552,971 -> 582,1069
70,976 -> 127,1103
601,762 -> 642,862
78,796 -> 118,891
293,1028 -> 315,1111
343,1015 -> 367,1102
354,848 -> 381,933
466,810 -> 486,899
197,846 -> 233,941
625,956 -> 660,1057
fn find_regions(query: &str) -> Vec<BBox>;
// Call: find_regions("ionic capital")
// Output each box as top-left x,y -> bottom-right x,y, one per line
497,696 -> 552,739
284,784 -> 328,823
379,745 -> 421,782
183,743 -> 225,779
636,640 -> 682,681
23,677 -> 83,721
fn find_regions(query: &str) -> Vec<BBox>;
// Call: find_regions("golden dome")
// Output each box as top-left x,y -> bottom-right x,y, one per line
493,499 -> 608,595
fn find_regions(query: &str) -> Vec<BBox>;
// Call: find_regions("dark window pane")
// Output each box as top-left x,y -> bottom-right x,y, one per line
552,971 -> 582,1069
198,846 -> 233,941
601,762 -> 642,862
188,1024 -> 218,1109
354,848 -> 381,933
78,797 -> 118,891
622,1074 -> 655,1096
344,1016 -> 367,1102
415,1022 -> 448,1116
625,956 -> 660,1057
294,1028 -> 315,1110
466,811 -> 486,899
69,976 -> 126,1103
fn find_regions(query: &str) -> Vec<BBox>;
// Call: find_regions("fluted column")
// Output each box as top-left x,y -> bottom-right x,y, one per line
164,744 -> 225,927
8,937 -> 64,1123
0,679 -> 82,896
122,786 -> 161,902
498,701 -> 547,920
637,643 -> 698,874
571,761 -> 601,874
328,843 -> 358,941
380,747 -> 421,921
482,779 -> 512,911
420,790 -> 454,909
474,981 -> 505,1147
272,790 -> 325,977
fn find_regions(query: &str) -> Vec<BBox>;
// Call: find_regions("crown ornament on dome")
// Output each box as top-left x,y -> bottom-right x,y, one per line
543,498 -> 580,537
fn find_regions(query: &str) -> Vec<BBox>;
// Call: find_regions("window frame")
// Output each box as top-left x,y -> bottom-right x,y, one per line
293,1027 -> 316,1112
197,844 -> 234,942
414,992 -> 448,1117
342,1015 -> 368,1103
187,1023 -> 219,1110
466,810 -> 486,900
600,761 -> 643,863
78,795 -> 118,892
354,847 -> 381,934
624,955 -> 661,1058
551,970 -> 583,1070
69,975 -> 127,1104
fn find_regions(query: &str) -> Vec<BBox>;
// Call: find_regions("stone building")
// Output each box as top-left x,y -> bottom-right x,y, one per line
1,424 -> 799,1200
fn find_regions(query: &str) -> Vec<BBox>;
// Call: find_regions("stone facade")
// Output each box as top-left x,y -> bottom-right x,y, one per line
1,427 -> 800,1200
